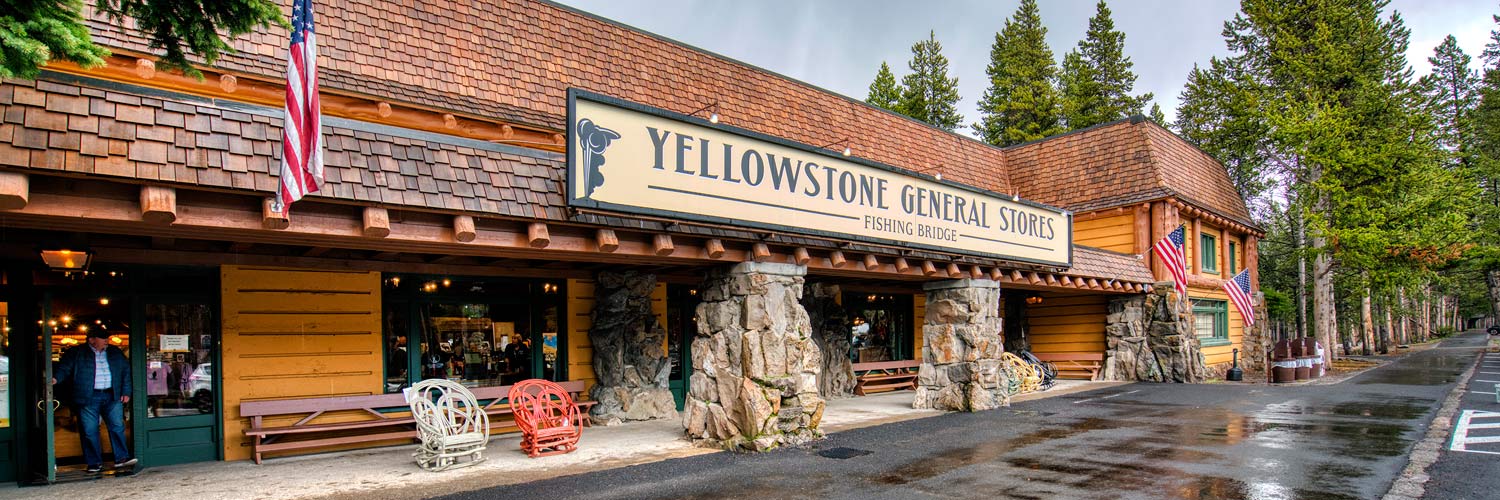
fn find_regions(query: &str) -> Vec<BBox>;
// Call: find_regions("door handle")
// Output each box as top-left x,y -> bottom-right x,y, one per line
36,400 -> 60,411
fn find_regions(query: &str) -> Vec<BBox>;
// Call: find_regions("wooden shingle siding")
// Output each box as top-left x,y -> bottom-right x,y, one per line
220,265 -> 383,461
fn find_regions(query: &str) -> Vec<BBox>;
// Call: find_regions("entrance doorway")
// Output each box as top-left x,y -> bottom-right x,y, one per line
843,292 -> 914,363
20,266 -> 220,484
666,284 -> 699,411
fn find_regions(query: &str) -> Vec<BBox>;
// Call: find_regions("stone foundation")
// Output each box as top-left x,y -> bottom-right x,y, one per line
1101,284 -> 1207,383
587,271 -> 677,426
913,279 -> 1007,412
801,283 -> 854,398
1240,294 -> 1270,375
683,262 -> 823,451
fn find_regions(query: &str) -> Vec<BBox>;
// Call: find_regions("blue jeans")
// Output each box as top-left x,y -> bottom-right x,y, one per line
77,389 -> 130,467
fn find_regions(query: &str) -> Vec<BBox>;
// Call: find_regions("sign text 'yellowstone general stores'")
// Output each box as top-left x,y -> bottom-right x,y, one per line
566,90 -> 1073,267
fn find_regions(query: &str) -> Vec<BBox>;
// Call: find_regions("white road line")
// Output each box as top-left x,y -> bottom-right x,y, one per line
1479,372 -> 1500,375
1475,380 -> 1500,383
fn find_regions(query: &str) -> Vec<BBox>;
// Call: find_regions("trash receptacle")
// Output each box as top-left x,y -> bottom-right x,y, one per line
1292,338 -> 1311,380
1271,340 -> 1296,383
1310,340 -> 1325,378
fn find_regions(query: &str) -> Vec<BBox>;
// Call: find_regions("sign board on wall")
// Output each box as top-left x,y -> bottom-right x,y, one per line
566,89 -> 1072,266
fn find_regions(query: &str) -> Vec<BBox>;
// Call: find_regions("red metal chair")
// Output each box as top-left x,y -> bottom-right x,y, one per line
507,379 -> 582,458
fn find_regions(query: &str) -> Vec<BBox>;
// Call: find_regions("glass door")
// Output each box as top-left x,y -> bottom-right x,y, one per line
666,285 -> 698,411
46,294 -> 133,480
33,296 -> 56,484
137,300 -> 218,466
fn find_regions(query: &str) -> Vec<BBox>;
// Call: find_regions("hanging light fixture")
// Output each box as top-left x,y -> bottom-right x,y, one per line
817,138 -> 853,157
688,101 -> 720,124
40,249 -> 91,270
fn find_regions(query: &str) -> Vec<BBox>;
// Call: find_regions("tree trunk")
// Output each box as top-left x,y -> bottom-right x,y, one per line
1312,242 -> 1337,363
1488,269 -> 1500,321
1361,285 -> 1374,356
1382,299 -> 1394,354
1297,219 -> 1309,340
1398,288 -> 1408,346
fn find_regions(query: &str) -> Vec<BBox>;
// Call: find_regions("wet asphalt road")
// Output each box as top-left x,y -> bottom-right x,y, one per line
442,332 -> 1486,500
1423,334 -> 1500,500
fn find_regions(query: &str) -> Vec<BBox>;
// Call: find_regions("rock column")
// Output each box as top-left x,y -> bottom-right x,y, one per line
801,283 -> 854,398
1101,284 -> 1207,383
683,262 -> 823,451
914,279 -> 1006,412
587,271 -> 677,425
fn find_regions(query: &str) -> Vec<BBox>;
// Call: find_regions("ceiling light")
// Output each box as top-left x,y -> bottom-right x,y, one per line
40,249 -> 90,270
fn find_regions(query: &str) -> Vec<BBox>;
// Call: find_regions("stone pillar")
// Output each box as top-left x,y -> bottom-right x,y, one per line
587,271 -> 677,426
683,262 -> 823,451
1101,283 -> 1207,383
801,283 -> 854,398
914,279 -> 1005,412
1240,293 -> 1270,374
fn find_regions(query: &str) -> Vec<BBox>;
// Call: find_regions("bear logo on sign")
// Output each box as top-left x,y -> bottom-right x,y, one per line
577,118 -> 621,197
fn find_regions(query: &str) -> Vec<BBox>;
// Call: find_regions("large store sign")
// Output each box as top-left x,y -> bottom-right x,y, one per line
566,89 -> 1072,266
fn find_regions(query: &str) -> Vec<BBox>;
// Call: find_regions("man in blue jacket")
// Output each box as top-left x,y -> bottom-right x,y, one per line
52,330 -> 135,473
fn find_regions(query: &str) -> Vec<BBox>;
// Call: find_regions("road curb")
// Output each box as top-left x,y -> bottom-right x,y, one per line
1381,340 -> 1481,500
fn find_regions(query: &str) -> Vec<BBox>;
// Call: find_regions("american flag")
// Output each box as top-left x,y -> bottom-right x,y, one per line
276,0 -> 323,211
1152,224 -> 1188,297
1223,268 -> 1256,327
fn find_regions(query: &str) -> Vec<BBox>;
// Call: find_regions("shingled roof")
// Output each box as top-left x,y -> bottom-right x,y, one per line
1006,117 -> 1252,225
83,0 -> 1013,196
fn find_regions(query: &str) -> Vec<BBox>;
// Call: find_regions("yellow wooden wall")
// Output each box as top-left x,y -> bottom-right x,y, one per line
220,266 -> 382,461
1189,285 -> 1245,367
566,278 -> 597,393
1073,212 -> 1136,254
1026,293 -> 1107,354
913,294 -> 926,361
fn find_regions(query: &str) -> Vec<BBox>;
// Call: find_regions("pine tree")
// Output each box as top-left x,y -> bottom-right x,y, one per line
974,0 -> 1063,146
1173,57 -> 1271,201
1148,102 -> 1165,124
866,62 -> 903,111
1058,0 -> 1152,130
2,0 -> 285,79
1419,35 -> 1479,165
895,31 -> 964,131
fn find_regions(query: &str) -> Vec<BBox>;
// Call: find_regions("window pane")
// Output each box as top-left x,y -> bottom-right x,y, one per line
1229,242 -> 1238,274
1194,313 -> 1216,339
145,304 -> 215,418
1200,234 -> 1217,271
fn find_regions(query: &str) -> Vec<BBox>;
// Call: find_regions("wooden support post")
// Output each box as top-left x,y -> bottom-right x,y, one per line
921,260 -> 938,276
1246,235 -> 1260,290
946,262 -> 963,278
1191,216 -> 1203,274
595,229 -> 619,253
793,247 -> 811,266
653,234 -> 675,256
830,251 -> 847,268
895,258 -> 911,273
705,239 -> 725,259
864,254 -> 880,270
140,186 -> 177,224
453,215 -> 476,243
0,172 -> 29,210
527,222 -> 550,248
751,243 -> 772,262
1133,203 -> 1151,255
261,198 -> 289,229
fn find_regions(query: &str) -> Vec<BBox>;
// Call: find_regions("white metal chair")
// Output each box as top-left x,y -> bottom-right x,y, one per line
407,379 -> 490,471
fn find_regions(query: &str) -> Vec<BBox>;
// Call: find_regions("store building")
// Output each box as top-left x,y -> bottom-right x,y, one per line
0,0 -> 1263,482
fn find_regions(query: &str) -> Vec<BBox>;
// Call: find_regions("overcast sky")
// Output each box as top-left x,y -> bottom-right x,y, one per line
553,0 -> 1495,134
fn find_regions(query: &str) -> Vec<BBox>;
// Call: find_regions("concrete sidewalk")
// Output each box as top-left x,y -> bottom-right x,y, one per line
1,382 -> 1121,500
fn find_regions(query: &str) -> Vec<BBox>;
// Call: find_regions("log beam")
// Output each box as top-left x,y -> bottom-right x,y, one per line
453,215 -> 477,243
921,260 -> 938,276
262,198 -> 289,230
361,207 -> 390,238
793,247 -> 811,266
895,258 -> 910,273
830,251 -> 847,268
864,254 -> 880,271
0,172 -> 28,210
654,233 -> 675,256
527,222 -> 550,248
751,243 -> 772,262
140,186 -> 176,225
593,229 -> 620,253
705,239 -> 725,259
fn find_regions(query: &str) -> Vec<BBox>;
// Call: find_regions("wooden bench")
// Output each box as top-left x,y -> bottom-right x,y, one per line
1031,352 -> 1104,381
240,380 -> 595,464
852,360 -> 920,395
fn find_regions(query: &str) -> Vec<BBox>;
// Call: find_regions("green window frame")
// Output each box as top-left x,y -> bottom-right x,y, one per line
1200,233 -> 1218,273
1193,299 -> 1230,347
1228,241 -> 1238,274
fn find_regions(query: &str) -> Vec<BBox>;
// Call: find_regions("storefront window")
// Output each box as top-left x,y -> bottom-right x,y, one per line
846,293 -> 913,363
383,276 -> 563,389
144,304 -> 215,417
1194,300 -> 1229,346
